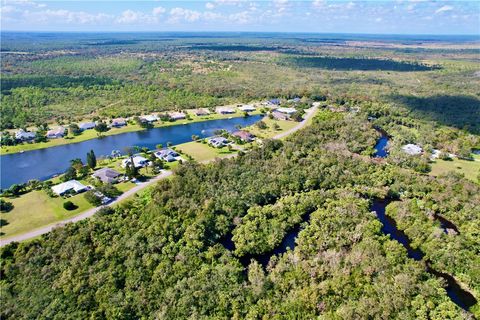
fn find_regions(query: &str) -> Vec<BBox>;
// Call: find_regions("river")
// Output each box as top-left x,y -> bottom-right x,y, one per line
0,115 -> 262,188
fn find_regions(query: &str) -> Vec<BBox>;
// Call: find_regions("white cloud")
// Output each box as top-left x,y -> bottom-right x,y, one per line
435,5 -> 453,14
169,7 -> 201,23
312,0 -> 326,9
116,10 -> 143,24
24,9 -> 112,24
205,2 -> 215,10
152,6 -> 165,16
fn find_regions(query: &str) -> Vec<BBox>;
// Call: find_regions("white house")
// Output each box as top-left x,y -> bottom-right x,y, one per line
122,155 -> 149,168
276,107 -> 297,115
154,148 -> 179,162
79,122 -> 96,131
168,111 -> 186,120
402,144 -> 423,156
51,180 -> 88,196
46,126 -> 65,139
111,118 -> 127,127
15,129 -> 36,141
208,136 -> 228,148
140,115 -> 159,123
238,104 -> 256,112
216,106 -> 236,114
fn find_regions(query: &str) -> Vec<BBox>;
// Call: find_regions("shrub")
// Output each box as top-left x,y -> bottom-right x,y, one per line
0,199 -> 14,212
84,191 -> 102,206
63,201 -> 77,211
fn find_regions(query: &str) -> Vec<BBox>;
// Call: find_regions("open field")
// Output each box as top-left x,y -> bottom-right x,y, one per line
430,156 -> 480,183
176,141 -> 235,162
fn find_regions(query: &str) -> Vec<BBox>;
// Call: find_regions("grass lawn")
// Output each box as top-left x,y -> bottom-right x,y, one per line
0,190 -> 93,239
430,156 -> 480,183
176,141 -> 235,162
1,109 -> 263,155
247,116 -> 298,139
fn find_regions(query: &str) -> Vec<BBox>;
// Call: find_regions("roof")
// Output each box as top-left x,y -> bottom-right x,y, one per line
216,106 -> 236,113
402,144 -> 423,155
140,115 -> 159,122
93,168 -> 121,183
268,99 -> 281,105
122,155 -> 148,167
46,126 -> 65,136
194,108 -> 210,115
112,118 -> 126,124
79,122 -> 96,129
15,129 -> 36,140
51,180 -> 87,195
277,107 -> 297,114
168,112 -> 186,119
238,104 -> 256,111
233,130 -> 254,140
155,148 -> 179,158
272,111 -> 290,120
209,136 -> 228,144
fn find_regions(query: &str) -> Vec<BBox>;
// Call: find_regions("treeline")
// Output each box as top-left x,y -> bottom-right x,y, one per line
284,56 -> 439,71
0,75 -> 118,92
2,110 -> 478,318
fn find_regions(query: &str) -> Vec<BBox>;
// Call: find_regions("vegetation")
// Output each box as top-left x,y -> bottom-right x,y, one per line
0,32 -> 479,319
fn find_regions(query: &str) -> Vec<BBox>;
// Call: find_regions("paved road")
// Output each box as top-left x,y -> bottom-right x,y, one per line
0,106 -> 318,246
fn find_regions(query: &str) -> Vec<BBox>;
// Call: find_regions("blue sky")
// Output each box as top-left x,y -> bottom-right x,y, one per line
1,0 -> 479,34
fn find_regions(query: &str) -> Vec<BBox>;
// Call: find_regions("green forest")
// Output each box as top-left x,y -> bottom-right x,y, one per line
1,32 -> 479,319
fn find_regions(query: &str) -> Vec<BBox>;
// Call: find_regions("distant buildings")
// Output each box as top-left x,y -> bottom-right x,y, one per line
92,168 -> 122,184
232,130 -> 254,142
46,126 -> 65,139
402,144 -> 423,156
168,111 -> 186,121
276,107 -> 297,115
216,106 -> 236,114
271,111 -> 290,121
238,104 -> 256,112
154,148 -> 180,162
194,108 -> 210,116
208,136 -> 228,148
15,129 -> 36,141
122,155 -> 149,168
267,98 -> 281,106
51,180 -> 88,196
78,122 -> 96,131
111,118 -> 127,128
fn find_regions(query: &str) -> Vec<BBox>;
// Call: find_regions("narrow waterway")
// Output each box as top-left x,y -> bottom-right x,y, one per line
0,115 -> 262,188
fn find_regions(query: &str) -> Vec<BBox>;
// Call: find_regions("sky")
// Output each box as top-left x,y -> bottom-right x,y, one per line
1,0 -> 479,35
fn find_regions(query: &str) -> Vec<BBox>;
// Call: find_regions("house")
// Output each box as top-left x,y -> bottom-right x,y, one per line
291,97 -> 301,103
271,111 -> 290,121
51,180 -> 88,196
140,114 -> 159,123
402,144 -> 423,156
267,98 -> 281,106
276,107 -> 297,115
15,129 -> 36,141
46,126 -> 65,139
238,104 -> 256,112
122,155 -> 149,168
194,108 -> 210,116
216,106 -> 236,114
168,111 -> 186,120
232,130 -> 254,142
208,136 -> 228,148
111,118 -> 127,127
79,122 -> 96,131
154,148 -> 179,162
92,168 -> 122,184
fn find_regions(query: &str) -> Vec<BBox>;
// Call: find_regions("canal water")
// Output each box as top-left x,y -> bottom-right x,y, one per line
0,115 -> 262,188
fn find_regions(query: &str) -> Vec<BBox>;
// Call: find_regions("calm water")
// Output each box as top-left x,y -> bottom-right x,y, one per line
0,115 -> 262,188
374,130 -> 389,158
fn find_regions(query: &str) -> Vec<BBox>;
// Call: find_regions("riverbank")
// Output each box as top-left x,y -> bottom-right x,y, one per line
0,109 -> 263,155
0,106 -> 317,245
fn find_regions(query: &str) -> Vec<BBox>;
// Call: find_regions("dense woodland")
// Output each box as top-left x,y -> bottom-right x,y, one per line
1,33 -> 479,319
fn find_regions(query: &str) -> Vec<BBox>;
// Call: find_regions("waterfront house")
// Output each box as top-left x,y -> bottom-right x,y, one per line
122,155 -> 149,168
216,106 -> 236,114
79,122 -> 96,131
232,130 -> 254,142
92,168 -> 122,184
51,180 -> 88,196
154,148 -> 179,162
402,144 -> 423,156
140,114 -> 159,123
46,126 -> 65,139
168,111 -> 186,121
194,108 -> 210,116
111,118 -> 127,127
271,111 -> 290,121
238,104 -> 256,112
276,107 -> 297,115
15,129 -> 36,141
208,136 -> 228,148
